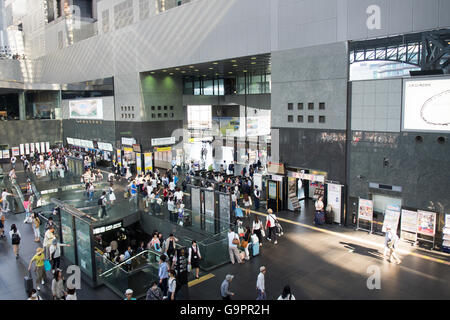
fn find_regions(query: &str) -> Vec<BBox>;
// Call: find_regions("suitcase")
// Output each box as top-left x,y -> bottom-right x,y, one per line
314,211 -> 325,225
24,272 -> 33,293
235,207 -> 244,218
325,211 -> 334,224
251,242 -> 260,256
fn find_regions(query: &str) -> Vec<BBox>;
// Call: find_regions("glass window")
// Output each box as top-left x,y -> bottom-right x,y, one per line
203,80 -> 213,95
288,115 -> 293,122
298,103 -> 303,110
308,103 -> 314,110
194,81 -> 201,95
319,102 -> 325,110
61,210 -> 76,264
288,103 -> 293,110
75,217 -> 93,279
308,115 -> 314,123
297,115 -> 303,122
319,116 -> 325,123
187,105 -> 212,129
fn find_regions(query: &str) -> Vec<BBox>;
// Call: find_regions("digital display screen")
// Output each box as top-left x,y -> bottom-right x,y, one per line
69,98 -> 103,120
403,78 -> 450,132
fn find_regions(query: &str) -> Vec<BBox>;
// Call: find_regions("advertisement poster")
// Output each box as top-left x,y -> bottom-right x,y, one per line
117,150 -> 122,167
41,142 -> 46,153
400,209 -> 418,233
327,183 -> 342,224
35,142 -> 40,153
403,78 -> 450,132
30,143 -> 35,153
417,210 -> 436,236
144,153 -> 153,172
268,181 -> 277,200
25,143 -> 30,155
19,144 -> 24,155
136,153 -> 142,174
11,147 -> 20,156
358,199 -> 374,222
46,142 -> 50,152
2,150 -> 10,159
69,98 -> 103,120
382,204 -> 401,232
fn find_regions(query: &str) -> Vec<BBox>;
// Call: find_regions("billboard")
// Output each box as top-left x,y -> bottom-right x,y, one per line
403,78 -> 450,132
69,98 -> 103,120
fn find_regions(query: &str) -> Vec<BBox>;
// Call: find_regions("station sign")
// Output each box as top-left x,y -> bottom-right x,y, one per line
151,137 -> 176,146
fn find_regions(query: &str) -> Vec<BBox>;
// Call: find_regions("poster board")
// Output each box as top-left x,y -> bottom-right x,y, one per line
417,210 -> 436,236
35,142 -> 40,153
40,142 -> 46,153
19,144 -> 24,155
268,181 -> 277,200
144,153 -> 153,172
400,209 -> 418,242
204,189 -> 216,234
116,150 -> 122,167
382,204 -> 401,232
46,142 -> 50,152
30,143 -> 35,153
69,98 -> 103,120
11,147 -> 20,156
25,143 -> 30,155
253,173 -> 263,191
327,183 -> 343,224
358,199 -> 373,222
2,150 -> 10,159
136,153 -> 142,174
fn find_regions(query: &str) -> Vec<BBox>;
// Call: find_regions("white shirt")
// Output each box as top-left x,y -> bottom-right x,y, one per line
175,191 -> 183,201
277,294 -> 296,300
315,200 -> 324,211
256,272 -> 265,291
168,277 -> 177,293
10,157 -> 16,164
228,231 -> 239,248
146,185 -> 153,195
252,220 -> 262,231
169,181 -> 175,191
267,214 -> 276,228
2,191 -> 9,201
65,293 -> 77,300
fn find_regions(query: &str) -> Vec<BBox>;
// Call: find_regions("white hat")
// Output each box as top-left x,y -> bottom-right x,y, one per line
260,266 -> 266,272
225,274 -> 234,281
125,289 -> 133,295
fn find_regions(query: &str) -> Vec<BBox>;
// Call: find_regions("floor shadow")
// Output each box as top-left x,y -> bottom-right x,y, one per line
339,241 -> 385,261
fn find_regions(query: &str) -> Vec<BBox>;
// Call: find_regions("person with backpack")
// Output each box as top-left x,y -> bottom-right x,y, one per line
277,285 -> 296,300
98,191 -> 108,220
146,281 -> 163,300
32,213 -> 41,242
167,269 -> 177,300
265,209 -> 278,245
9,224 -> 21,259
28,247 -> 47,291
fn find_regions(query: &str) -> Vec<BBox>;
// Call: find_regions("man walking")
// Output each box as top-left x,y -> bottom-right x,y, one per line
1,189 -> 14,213
98,191 -> 108,220
220,274 -> 235,300
256,266 -> 267,300
265,209 -> 278,245
228,228 -> 243,264
253,185 -> 260,211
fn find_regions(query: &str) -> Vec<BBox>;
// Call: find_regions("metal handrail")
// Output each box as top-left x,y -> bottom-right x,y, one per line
97,248 -> 163,277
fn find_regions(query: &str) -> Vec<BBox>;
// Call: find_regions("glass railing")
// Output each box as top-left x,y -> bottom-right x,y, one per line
96,248 -> 164,299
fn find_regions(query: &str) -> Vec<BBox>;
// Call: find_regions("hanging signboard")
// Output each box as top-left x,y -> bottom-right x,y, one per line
66,137 -> 74,145
155,147 -> 172,152
19,144 -> 24,155
417,210 -> 436,236
97,142 -> 113,152
11,147 -> 20,156
253,173 -> 263,190
121,137 -> 136,146
327,183 -> 343,224
382,204 -> 401,232
288,171 -> 326,183
400,209 -> 418,242
136,153 -> 142,174
25,143 -> 30,155
267,162 -> 285,175
151,137 -> 176,146
358,199 -> 373,221
144,153 -> 153,172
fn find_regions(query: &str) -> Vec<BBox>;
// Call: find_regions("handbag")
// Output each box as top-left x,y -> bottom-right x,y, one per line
44,259 -> 51,271
232,237 -> 240,245
241,240 -> 249,248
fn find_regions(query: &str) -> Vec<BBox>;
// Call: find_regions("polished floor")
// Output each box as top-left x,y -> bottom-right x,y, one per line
1,163 -> 449,300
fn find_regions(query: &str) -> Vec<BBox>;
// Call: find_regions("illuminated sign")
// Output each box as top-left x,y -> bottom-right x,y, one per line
93,222 -> 122,235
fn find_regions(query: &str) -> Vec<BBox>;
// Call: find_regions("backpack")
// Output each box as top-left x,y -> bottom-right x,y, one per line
11,232 -> 20,245
97,197 -> 104,205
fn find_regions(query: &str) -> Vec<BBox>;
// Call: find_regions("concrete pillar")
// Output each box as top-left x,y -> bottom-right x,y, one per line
18,91 -> 26,120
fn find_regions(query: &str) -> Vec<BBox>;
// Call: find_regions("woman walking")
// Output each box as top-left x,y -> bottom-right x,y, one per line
32,213 -> 41,242
242,226 -> 252,261
9,224 -> 21,259
49,238 -> 70,272
108,182 -> 116,205
52,269 -> 66,300
188,240 -> 202,279
243,193 -> 252,218
28,247 -> 47,291
252,215 -> 264,247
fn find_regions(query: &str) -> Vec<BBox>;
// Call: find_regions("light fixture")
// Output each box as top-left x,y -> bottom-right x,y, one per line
251,57 -> 256,60
195,69 -> 199,72
213,62 -> 218,65
162,70 -> 167,72
175,68 -> 180,70
189,65 -> 194,68
243,70 -> 248,72
251,62 -> 256,65
231,60 -> 236,62
233,64 -> 238,67
169,72 -> 173,75
208,67 -> 213,70
150,71 -> 155,74
181,71 -> 186,73
202,74 -> 206,77
228,71 -> 233,74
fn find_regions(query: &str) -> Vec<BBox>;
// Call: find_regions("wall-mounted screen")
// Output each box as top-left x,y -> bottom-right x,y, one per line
69,98 -> 103,120
403,78 -> 450,132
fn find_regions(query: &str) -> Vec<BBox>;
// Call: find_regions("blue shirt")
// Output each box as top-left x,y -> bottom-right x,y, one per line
159,262 -> 168,279
174,176 -> 179,185
124,250 -> 132,264
131,184 -> 137,195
